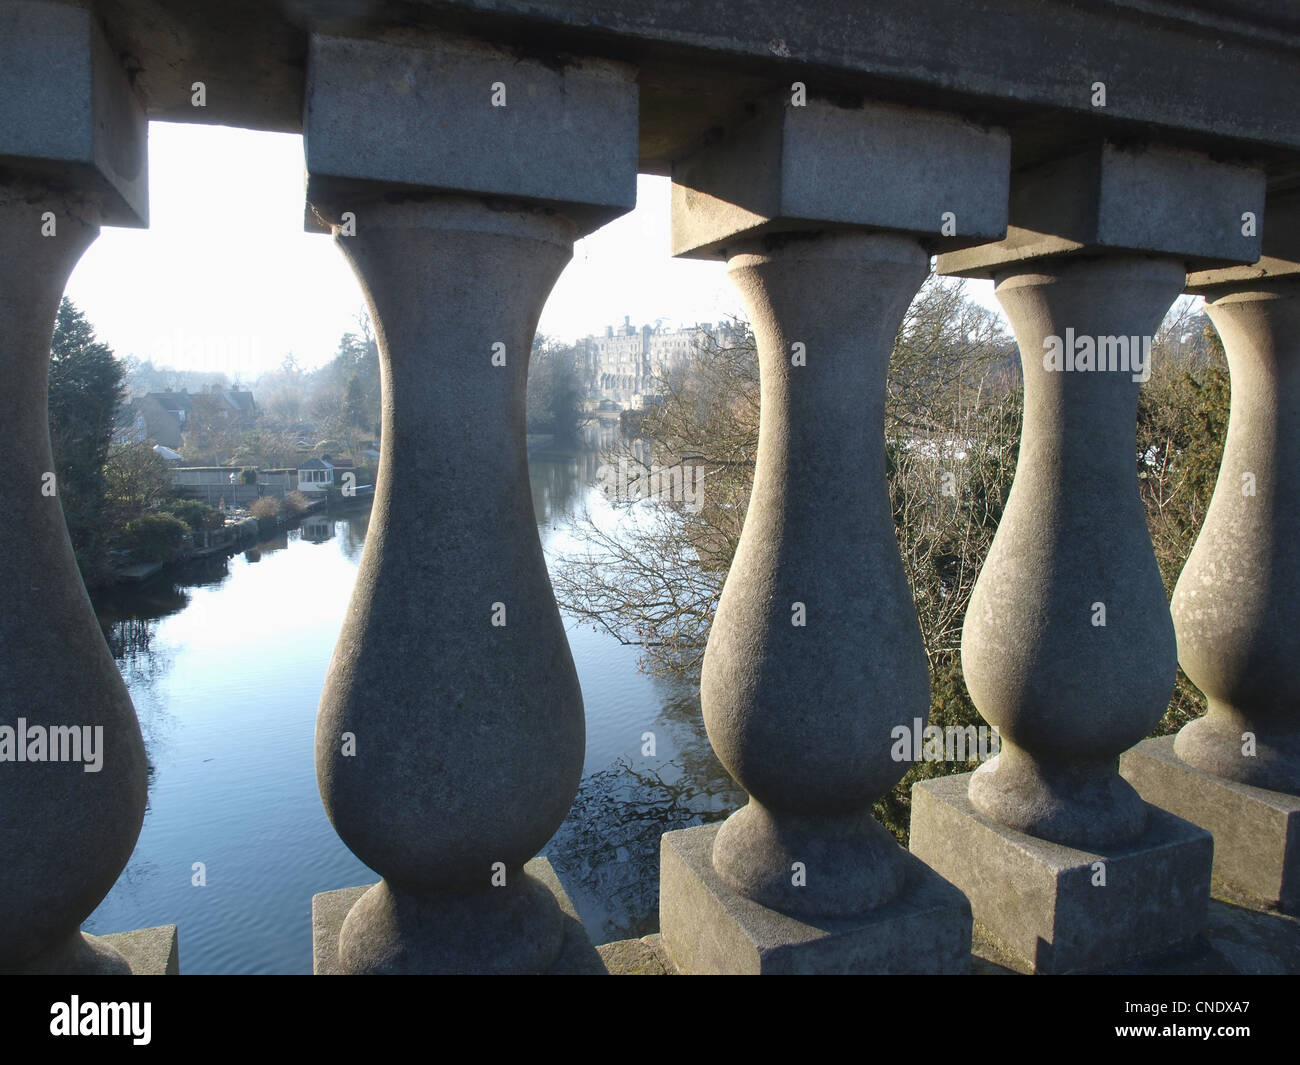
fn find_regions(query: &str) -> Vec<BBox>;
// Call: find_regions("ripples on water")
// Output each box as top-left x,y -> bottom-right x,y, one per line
85,451 -> 740,973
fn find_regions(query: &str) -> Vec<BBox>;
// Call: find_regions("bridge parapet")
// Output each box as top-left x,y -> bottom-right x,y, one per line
3,0 -> 1299,975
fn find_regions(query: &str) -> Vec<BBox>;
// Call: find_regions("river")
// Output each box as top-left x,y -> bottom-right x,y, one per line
85,446 -> 741,974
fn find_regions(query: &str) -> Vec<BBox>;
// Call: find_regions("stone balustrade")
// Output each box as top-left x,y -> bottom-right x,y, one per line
1122,191 -> 1300,916
658,96 -> 1008,973
2,0 -> 1299,975
910,143 -> 1269,972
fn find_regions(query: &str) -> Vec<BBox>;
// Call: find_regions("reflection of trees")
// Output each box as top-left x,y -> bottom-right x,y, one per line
529,454 -> 584,527
252,531 -> 289,556
93,589 -> 183,814
178,555 -> 233,588
546,755 -> 744,943
95,581 -> 189,668
547,683 -> 744,944
339,513 -> 371,562
101,615 -> 159,661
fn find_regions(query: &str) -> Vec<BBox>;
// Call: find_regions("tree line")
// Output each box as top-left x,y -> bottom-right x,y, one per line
47,300 -> 593,587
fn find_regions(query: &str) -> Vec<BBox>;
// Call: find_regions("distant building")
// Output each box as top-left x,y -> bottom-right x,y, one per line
115,394 -> 183,449
578,316 -> 744,409
259,468 -> 298,494
219,390 -> 257,423
298,457 -> 335,493
116,386 -> 258,451
170,466 -> 247,507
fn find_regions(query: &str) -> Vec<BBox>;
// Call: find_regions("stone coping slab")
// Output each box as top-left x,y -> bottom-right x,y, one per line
94,926 -> 180,975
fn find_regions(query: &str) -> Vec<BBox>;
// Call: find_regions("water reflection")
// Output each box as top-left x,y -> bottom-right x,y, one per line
545,687 -> 744,943
301,515 -> 334,543
338,511 -> 370,562
86,449 -> 736,971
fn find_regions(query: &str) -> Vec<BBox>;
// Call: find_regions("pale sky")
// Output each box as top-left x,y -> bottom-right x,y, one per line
66,121 -> 1000,381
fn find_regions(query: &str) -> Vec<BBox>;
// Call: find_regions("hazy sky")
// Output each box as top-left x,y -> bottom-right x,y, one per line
65,122 -> 1000,381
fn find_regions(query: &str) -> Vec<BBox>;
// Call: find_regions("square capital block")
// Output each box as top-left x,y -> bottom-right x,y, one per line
0,0 -> 148,227
304,31 -> 638,234
670,97 -> 1010,259
938,142 -> 1265,278
1187,189 -> 1300,290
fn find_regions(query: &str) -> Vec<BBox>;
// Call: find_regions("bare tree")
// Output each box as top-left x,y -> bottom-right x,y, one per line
551,275 -> 1017,678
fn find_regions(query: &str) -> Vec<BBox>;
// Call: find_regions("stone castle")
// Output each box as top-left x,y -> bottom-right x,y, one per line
579,316 -> 746,408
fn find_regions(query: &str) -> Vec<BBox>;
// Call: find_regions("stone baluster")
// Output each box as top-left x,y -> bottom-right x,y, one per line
0,1 -> 157,973
659,95 -> 1010,974
914,142 -> 1265,971
1172,279 -> 1300,792
703,230 -> 931,913
962,255 -> 1186,846
1122,192 -> 1300,913
303,31 -> 637,974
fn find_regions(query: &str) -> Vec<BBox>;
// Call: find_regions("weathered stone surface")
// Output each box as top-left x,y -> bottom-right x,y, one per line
671,97 -> 1008,258
0,179 -> 149,975
1166,276 -> 1300,796
1122,736 -> 1300,914
1198,895 -> 1300,974
68,0 -> 1300,169
596,935 -> 673,975
692,232 -> 931,917
959,255 -> 1184,848
911,773 -> 1212,973
661,823 -> 971,974
304,31 -> 637,233
310,194 -> 590,974
938,143 -> 1264,276
605,894 -> 1300,975
0,1 -> 148,226
1188,191 -> 1300,287
970,892 -> 1300,974
96,926 -> 181,975
313,859 -> 605,974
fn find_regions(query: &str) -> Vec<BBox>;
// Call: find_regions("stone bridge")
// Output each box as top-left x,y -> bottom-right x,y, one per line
2,0 -> 1298,975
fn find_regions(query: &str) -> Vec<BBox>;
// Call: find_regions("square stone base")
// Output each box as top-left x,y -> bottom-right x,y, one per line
312,857 -> 606,974
1121,735 -> 1300,914
94,925 -> 180,975
658,822 -> 972,974
910,772 -> 1213,973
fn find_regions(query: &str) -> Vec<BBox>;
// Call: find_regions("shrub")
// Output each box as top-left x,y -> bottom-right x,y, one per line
241,467 -> 258,485
249,497 -> 282,521
121,513 -> 189,563
283,490 -> 312,516
164,499 -> 223,533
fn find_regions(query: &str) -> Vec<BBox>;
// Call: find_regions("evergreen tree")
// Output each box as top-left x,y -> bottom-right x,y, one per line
343,374 -> 367,435
48,298 -> 125,584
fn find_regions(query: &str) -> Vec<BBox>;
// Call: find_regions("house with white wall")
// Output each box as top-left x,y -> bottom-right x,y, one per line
298,457 -> 335,493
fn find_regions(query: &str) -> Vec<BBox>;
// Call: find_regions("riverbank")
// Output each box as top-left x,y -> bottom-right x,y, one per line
105,493 -> 372,589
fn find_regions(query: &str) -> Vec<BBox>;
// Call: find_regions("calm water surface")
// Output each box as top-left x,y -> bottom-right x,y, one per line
86,449 -> 740,974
